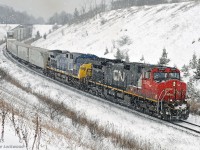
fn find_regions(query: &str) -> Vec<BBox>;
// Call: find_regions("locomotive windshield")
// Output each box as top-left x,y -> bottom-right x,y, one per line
169,72 -> 180,80
154,72 -> 167,81
154,72 -> 180,81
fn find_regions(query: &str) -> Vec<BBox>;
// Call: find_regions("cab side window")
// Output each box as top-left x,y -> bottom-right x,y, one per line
70,54 -> 73,59
144,72 -> 150,79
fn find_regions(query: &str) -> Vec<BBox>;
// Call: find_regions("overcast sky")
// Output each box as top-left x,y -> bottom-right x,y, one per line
0,0 -> 102,19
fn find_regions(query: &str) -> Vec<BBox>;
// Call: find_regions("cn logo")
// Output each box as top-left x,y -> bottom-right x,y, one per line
113,70 -> 125,81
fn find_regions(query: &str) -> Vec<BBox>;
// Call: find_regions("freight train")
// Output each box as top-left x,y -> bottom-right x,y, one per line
6,38 -> 190,121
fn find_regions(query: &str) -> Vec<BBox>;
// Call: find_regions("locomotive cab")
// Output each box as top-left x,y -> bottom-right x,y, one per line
142,67 -> 186,102
141,67 -> 189,120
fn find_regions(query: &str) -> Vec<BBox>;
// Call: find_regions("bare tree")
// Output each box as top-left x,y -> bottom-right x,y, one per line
0,101 -> 9,142
32,115 -> 40,150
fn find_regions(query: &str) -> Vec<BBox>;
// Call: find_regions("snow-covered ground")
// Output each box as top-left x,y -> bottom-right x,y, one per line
33,1 -> 200,68
1,44 -> 200,150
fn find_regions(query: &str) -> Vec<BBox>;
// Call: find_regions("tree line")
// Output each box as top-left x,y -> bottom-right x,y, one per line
0,5 -> 44,24
0,0 -> 193,25
110,0 -> 183,10
48,0 -> 106,25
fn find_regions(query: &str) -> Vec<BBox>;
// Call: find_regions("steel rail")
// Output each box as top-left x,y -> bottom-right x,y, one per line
171,121 -> 200,134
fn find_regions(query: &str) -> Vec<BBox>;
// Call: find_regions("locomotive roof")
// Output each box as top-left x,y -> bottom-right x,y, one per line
48,50 -> 71,53
76,54 -> 98,59
121,62 -> 179,71
75,54 -> 98,63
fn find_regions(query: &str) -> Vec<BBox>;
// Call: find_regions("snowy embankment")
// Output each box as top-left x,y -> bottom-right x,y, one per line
1,45 -> 200,149
33,1 -> 200,68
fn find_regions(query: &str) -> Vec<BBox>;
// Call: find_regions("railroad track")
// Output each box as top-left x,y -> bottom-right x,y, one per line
171,120 -> 200,135
2,46 -> 200,137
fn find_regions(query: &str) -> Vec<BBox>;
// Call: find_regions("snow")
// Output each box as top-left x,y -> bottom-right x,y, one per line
32,25 -> 55,38
33,2 -> 200,68
1,44 -> 200,150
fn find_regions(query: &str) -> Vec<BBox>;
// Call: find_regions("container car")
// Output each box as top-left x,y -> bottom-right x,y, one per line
7,39 -> 18,57
17,42 -> 30,62
29,47 -> 48,70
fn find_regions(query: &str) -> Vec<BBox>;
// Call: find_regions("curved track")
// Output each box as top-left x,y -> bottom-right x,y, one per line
2,46 -> 200,137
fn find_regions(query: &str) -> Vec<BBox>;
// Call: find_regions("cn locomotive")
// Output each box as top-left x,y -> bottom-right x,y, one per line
6,38 -> 190,121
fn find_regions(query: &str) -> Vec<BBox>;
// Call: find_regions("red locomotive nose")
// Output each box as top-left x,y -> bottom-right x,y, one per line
157,80 -> 186,101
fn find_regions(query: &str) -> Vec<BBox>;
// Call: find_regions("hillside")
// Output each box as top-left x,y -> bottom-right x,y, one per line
33,1 -> 200,68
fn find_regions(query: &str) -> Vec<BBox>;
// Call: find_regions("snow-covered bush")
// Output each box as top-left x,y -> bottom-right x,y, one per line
100,18 -> 107,25
117,35 -> 132,47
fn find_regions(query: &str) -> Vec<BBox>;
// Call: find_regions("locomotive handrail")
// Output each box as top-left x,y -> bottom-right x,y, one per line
157,89 -> 165,113
157,89 -> 171,113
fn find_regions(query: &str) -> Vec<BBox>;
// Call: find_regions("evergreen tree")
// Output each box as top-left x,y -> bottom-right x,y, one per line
48,12 -> 59,24
181,64 -> 190,77
115,48 -> 124,60
104,47 -> 109,55
140,55 -> 145,63
74,8 -> 79,22
125,52 -> 130,62
158,48 -> 170,66
43,33 -> 47,39
35,31 -> 41,40
189,52 -> 198,69
60,11 -> 70,25
195,59 -> 200,79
